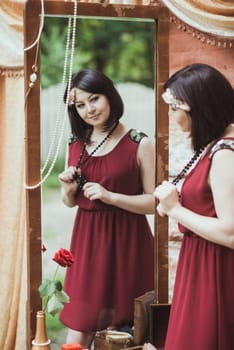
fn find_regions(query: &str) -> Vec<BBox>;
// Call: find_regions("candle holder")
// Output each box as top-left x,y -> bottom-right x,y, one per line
61,344 -> 82,350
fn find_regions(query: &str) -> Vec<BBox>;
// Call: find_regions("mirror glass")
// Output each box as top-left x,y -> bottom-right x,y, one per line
40,15 -> 155,344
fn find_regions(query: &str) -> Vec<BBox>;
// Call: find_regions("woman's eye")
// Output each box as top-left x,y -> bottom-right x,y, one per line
76,103 -> 84,109
90,96 -> 99,103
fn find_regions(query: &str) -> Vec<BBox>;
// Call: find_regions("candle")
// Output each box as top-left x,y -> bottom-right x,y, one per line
61,344 -> 82,350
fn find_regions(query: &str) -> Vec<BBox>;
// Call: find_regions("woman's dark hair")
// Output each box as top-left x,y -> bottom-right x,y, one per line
164,63 -> 234,152
64,69 -> 124,143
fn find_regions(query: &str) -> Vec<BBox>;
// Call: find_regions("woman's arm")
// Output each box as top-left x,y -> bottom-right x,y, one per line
154,149 -> 234,248
58,166 -> 79,207
83,137 -> 156,214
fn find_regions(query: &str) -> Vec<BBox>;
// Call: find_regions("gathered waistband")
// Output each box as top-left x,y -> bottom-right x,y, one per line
78,206 -> 124,213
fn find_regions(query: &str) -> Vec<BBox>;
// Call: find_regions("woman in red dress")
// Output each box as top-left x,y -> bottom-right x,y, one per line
58,69 -> 155,348
153,63 -> 234,350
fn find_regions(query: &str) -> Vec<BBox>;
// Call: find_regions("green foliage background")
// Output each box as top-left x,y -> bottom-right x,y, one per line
40,16 -> 155,89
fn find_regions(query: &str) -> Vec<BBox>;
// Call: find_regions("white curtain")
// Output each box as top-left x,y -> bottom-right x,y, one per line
0,1 -> 28,349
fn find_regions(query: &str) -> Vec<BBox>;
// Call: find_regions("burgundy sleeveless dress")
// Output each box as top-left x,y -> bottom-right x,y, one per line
59,129 -> 154,331
165,138 -> 234,350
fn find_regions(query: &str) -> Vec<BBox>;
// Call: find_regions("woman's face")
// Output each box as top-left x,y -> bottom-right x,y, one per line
162,88 -> 191,132
73,88 -> 110,128
168,105 -> 191,132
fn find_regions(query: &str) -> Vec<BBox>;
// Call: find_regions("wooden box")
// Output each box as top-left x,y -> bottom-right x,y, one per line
134,290 -> 155,345
94,330 -> 134,350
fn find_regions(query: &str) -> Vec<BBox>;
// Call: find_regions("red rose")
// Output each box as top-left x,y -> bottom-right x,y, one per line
53,248 -> 75,267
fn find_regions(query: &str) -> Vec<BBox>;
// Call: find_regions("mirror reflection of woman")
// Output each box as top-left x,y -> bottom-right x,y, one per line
153,63 -> 234,350
58,69 -> 155,348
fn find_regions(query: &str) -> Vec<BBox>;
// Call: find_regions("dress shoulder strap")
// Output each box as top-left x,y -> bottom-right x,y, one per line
68,134 -> 79,145
129,129 -> 148,143
209,138 -> 234,159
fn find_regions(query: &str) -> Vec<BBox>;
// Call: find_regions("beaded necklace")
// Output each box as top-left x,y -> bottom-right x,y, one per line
75,122 -> 119,189
171,146 -> 206,186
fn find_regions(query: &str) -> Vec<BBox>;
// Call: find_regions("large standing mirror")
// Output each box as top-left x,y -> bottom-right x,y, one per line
24,1 -> 169,346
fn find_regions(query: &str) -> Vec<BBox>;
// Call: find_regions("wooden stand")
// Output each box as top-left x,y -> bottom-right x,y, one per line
149,303 -> 170,349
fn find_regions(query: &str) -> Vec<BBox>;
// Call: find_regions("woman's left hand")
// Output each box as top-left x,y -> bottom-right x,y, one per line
83,182 -> 112,204
154,181 -> 181,216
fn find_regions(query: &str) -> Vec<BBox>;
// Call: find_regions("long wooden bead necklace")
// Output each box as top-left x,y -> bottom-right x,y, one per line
75,122 -> 119,189
171,146 -> 206,186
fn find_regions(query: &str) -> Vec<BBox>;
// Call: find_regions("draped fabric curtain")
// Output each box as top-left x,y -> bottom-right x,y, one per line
161,0 -> 234,39
0,1 -> 28,349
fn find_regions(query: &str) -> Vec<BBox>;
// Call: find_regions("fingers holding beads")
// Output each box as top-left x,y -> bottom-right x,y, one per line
154,181 -> 176,198
154,181 -> 180,215
58,166 -> 78,183
83,182 -> 110,203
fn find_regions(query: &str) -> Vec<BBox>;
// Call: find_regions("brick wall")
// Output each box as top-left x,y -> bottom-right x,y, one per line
169,23 -> 234,86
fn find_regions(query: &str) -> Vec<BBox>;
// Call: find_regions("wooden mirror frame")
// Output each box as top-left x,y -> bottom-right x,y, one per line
24,0 -> 169,343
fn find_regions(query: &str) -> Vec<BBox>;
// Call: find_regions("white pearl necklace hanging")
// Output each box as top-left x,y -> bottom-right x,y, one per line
24,0 -> 44,103
24,0 -> 78,190
29,71 -> 38,88
41,16 -> 73,175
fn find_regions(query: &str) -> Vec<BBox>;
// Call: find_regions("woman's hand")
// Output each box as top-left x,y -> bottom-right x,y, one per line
83,182 -> 112,204
58,166 -> 77,183
58,166 -> 79,192
58,167 -> 79,207
154,180 -> 181,216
